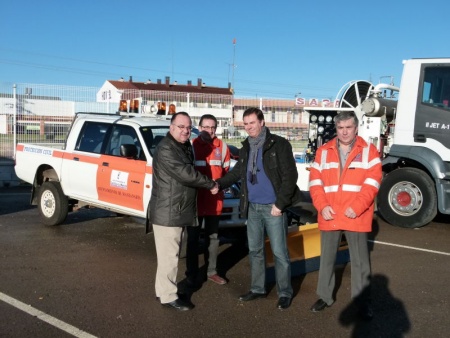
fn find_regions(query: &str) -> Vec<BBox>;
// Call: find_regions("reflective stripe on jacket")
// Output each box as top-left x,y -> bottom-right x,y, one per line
309,136 -> 382,232
193,136 -> 230,216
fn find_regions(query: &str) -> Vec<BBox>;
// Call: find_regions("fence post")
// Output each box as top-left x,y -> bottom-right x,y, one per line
13,84 -> 17,159
40,118 -> 45,136
186,93 -> 190,114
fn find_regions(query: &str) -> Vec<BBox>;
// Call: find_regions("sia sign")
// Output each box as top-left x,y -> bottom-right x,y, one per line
295,97 -> 340,108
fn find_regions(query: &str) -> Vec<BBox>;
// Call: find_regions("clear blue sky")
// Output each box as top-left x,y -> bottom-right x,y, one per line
1,0 -> 449,100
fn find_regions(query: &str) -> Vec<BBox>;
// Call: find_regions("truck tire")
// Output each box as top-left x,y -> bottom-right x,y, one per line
38,181 -> 69,226
378,168 -> 437,228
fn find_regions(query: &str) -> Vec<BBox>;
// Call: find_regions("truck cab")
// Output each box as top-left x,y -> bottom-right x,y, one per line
378,58 -> 450,227
300,58 -> 450,228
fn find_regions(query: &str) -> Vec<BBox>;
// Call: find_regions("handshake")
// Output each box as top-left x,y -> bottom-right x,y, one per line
210,181 -> 220,195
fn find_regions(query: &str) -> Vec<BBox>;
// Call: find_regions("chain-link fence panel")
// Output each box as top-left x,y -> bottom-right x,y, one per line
0,82 -> 310,161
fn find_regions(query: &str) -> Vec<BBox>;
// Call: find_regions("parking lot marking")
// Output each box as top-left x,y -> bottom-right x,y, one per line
369,240 -> 450,256
0,291 -> 97,338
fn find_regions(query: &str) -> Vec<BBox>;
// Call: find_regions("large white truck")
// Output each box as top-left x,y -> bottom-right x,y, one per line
301,58 -> 450,228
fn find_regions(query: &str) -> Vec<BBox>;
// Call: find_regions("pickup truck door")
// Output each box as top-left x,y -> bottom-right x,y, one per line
61,122 -> 109,200
96,125 -> 147,213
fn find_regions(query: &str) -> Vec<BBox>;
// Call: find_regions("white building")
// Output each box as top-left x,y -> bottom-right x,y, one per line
97,76 -> 234,134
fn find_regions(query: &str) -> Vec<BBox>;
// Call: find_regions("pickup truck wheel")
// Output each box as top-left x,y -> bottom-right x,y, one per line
377,168 -> 437,228
38,181 -> 69,226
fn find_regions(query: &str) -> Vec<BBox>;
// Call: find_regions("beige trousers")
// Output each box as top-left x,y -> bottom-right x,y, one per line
153,224 -> 183,304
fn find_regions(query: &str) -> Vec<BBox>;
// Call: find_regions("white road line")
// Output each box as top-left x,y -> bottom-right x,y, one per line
0,292 -> 97,338
369,240 -> 450,256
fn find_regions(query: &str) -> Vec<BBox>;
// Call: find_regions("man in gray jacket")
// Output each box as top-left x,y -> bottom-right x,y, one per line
217,107 -> 301,310
150,112 -> 218,311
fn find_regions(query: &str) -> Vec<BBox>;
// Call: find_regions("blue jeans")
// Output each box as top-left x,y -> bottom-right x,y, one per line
246,203 -> 293,298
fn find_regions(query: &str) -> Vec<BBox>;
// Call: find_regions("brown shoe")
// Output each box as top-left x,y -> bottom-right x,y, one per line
208,274 -> 227,285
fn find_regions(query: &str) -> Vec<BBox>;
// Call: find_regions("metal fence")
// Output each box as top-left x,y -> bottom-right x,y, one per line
0,82 -> 309,162
0,83 -> 100,159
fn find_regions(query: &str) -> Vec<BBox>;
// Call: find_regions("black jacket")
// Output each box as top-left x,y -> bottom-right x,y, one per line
217,128 -> 302,217
149,133 -> 215,227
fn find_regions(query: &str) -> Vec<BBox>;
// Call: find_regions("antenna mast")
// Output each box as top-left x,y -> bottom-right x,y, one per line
232,38 -> 236,91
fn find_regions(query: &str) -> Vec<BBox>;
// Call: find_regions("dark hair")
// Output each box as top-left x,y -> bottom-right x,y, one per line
243,107 -> 265,121
170,111 -> 191,124
199,114 -> 217,127
335,110 -> 359,126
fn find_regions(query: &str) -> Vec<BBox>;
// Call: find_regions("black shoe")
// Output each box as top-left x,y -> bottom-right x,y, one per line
358,303 -> 373,321
239,291 -> 266,302
277,297 -> 292,310
162,298 -> 194,311
310,299 -> 329,312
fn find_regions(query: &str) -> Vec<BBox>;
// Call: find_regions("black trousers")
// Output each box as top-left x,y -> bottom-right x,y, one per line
186,215 -> 221,279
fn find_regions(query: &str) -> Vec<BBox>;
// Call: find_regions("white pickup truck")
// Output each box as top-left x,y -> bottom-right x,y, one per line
14,112 -> 244,229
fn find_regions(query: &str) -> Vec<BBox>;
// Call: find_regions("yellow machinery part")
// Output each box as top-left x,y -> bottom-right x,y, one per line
265,223 -> 348,267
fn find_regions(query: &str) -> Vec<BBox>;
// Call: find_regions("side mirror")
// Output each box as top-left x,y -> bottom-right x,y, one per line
120,144 -> 138,159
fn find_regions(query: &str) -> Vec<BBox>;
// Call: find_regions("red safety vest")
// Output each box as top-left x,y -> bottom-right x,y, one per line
193,136 -> 231,216
309,136 -> 382,232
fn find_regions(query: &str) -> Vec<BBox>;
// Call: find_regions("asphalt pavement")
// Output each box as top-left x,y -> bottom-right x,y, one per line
0,185 -> 449,338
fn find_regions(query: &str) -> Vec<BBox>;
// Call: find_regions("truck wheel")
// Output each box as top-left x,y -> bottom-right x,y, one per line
378,168 -> 437,228
38,181 -> 69,226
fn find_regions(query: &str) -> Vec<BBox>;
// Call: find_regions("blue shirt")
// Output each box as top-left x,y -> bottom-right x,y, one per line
247,148 -> 276,204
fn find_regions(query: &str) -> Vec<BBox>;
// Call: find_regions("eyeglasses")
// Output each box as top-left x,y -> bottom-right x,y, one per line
200,126 -> 217,130
172,124 -> 192,132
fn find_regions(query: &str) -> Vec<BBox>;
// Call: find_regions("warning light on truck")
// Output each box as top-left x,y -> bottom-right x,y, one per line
157,102 -> 166,115
130,99 -> 139,113
119,100 -> 128,112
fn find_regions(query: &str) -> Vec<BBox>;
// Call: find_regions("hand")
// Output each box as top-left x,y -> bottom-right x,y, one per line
344,207 -> 357,219
271,204 -> 282,217
210,182 -> 219,195
321,205 -> 335,220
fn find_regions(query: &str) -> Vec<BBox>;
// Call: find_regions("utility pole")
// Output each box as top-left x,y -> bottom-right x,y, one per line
232,38 -> 236,91
230,38 -> 237,129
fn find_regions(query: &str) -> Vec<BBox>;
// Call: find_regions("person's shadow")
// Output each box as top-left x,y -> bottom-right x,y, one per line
177,227 -> 249,301
339,274 -> 411,337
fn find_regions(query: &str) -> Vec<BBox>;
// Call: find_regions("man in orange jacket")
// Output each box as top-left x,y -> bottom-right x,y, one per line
309,110 -> 382,320
186,114 -> 231,286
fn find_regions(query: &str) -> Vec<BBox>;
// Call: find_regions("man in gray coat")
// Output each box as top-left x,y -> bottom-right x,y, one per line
150,112 -> 218,311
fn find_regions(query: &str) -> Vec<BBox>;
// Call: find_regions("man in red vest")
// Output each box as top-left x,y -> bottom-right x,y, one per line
309,110 -> 382,320
186,114 -> 231,286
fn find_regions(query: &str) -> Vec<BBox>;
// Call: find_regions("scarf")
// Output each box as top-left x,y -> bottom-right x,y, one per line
247,126 -> 267,185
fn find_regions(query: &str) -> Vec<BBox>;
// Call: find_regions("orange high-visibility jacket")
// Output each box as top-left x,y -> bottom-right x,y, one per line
309,136 -> 382,232
193,136 -> 230,216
